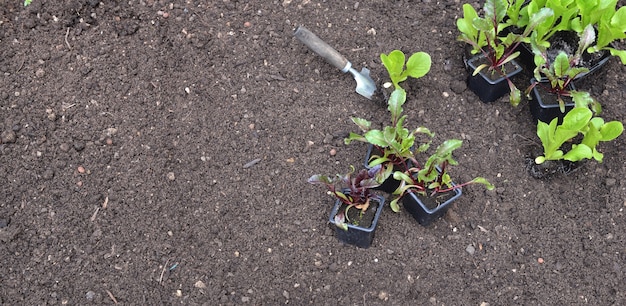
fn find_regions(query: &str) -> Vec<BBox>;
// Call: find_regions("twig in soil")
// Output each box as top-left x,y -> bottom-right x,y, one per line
105,289 -> 118,304
102,196 -> 109,209
90,206 -> 100,222
159,259 -> 170,285
243,158 -> 261,169
16,57 -> 25,73
65,28 -> 72,50
513,133 -> 540,147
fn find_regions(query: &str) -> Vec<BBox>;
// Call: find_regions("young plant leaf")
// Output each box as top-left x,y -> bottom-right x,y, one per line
405,52 -> 432,79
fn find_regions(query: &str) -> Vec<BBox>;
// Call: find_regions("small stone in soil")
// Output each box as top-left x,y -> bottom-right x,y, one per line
466,245 -> 475,255
73,141 -> 86,151
1,130 -> 16,143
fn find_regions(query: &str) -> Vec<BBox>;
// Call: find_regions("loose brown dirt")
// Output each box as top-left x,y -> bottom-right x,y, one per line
1,0 -> 625,304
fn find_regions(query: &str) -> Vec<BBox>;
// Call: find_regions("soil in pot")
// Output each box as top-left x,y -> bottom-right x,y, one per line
519,30 -> 611,79
329,193 -> 385,248
529,78 -> 576,124
403,188 -> 462,226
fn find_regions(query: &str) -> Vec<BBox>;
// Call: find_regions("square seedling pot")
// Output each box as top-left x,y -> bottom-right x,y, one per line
402,187 -> 462,226
329,191 -> 385,249
466,54 -> 522,103
529,78 -> 576,124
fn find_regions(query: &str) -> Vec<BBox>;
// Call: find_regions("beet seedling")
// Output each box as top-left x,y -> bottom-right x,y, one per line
308,166 -> 380,230
457,0 -> 553,105
380,50 -> 431,91
388,139 -> 494,212
526,25 -> 601,113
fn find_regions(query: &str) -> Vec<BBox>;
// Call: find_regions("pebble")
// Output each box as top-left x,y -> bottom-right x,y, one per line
1,130 -> 16,143
85,291 -> 95,301
73,141 -> 85,151
35,68 -> 45,77
167,172 -> 176,181
605,178 -> 616,187
329,148 -> 337,156
328,262 -> 339,272
60,143 -> 70,152
243,158 -> 261,168
42,169 -> 55,180
0,218 -> 9,228
466,245 -> 476,255
378,291 -> 389,301
194,280 -> 206,288
450,80 -> 467,94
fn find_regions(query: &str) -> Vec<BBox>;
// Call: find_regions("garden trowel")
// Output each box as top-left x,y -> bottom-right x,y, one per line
294,26 -> 376,100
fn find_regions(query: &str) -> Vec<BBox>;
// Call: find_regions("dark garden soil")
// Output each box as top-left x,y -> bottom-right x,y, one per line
1,0 -> 626,304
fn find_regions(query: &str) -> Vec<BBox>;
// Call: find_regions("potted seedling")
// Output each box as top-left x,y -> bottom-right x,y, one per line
457,0 -> 553,104
571,0 -> 626,65
390,139 -> 494,226
308,166 -> 385,248
345,89 -> 433,193
344,50 -> 432,193
517,0 -> 626,74
526,25 -> 601,123
528,107 -> 623,179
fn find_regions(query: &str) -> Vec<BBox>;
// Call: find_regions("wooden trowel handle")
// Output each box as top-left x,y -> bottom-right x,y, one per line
294,26 -> 350,72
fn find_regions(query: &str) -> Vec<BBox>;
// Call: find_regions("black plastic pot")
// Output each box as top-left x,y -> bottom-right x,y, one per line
329,191 -> 385,248
402,187 -> 462,226
363,144 -> 410,193
466,54 -> 522,103
528,78 -> 576,124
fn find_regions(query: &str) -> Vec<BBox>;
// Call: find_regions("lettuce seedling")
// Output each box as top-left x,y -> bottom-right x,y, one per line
388,139 -> 494,212
522,0 -> 626,64
457,0 -> 554,105
380,50 -> 431,91
517,0 -> 579,49
581,2 -> 626,64
535,107 -> 624,164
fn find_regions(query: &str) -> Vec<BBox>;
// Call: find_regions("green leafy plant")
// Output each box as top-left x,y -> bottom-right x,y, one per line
457,0 -> 553,105
517,0 -> 579,48
24,0 -> 32,6
379,50 -> 432,90
521,0 -> 626,64
308,166 -> 380,230
535,107 -> 624,164
582,1 -> 626,64
387,139 -> 494,212
344,88 -> 433,185
526,25 -> 601,113
344,50 -> 433,185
